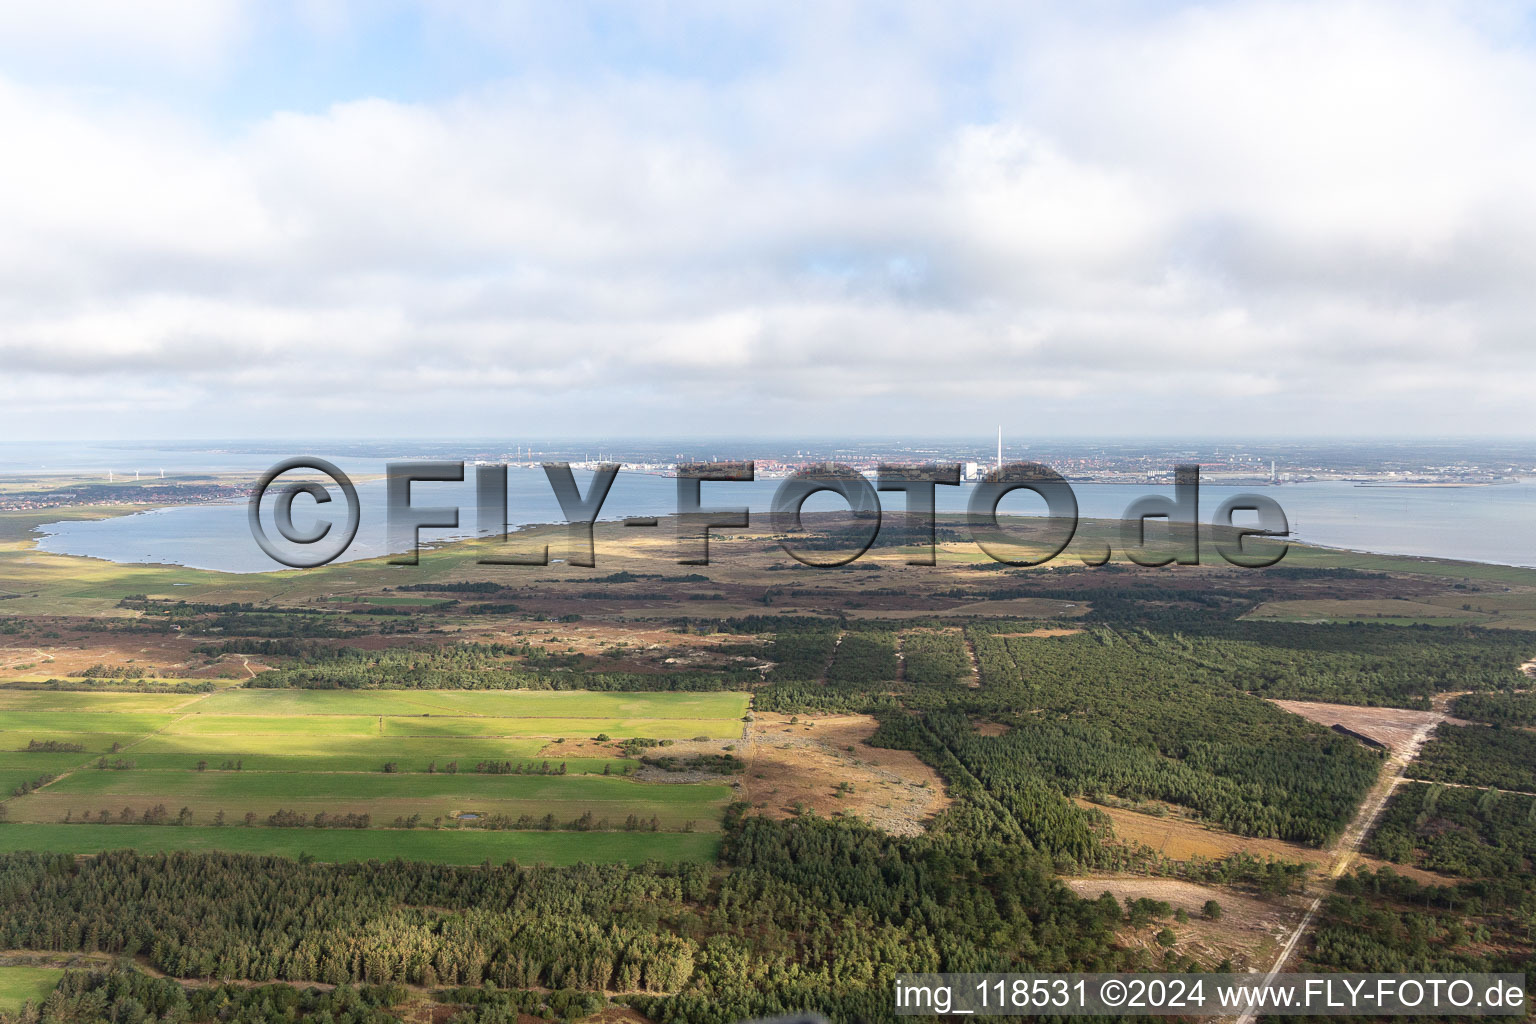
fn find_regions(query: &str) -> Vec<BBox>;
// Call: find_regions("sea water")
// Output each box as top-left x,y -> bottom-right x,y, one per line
28,469 -> 1536,573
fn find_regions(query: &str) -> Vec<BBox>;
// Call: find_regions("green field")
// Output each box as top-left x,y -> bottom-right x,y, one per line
163,714 -> 383,736
0,711 -> 180,734
0,730 -> 149,755
192,689 -> 461,715
0,966 -> 63,1010
24,769 -> 729,830
0,823 -> 720,865
193,688 -> 750,719
131,732 -> 554,765
0,756 -> 80,798
120,750 -> 634,775
0,751 -> 86,783
377,715 -> 736,739
112,689 -> 754,741
150,712 -> 736,741
0,691 -> 206,713
0,687 -> 747,861
7,686 -> 749,717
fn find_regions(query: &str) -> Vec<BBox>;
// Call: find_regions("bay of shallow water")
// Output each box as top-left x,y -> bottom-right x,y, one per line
29,469 -> 1536,574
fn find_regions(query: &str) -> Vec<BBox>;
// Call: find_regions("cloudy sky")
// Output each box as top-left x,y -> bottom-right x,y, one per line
1,0 -> 1533,440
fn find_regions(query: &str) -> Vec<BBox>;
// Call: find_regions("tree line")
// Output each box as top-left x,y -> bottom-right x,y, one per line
0,812 -> 1170,1022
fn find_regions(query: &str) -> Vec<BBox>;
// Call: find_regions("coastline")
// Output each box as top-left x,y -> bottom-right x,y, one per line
17,503 -> 1536,578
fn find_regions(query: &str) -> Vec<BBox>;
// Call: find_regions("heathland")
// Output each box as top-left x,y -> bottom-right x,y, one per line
1,506 -> 1535,1022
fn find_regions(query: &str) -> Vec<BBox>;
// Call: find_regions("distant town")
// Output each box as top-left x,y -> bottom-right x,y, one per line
441,437 -> 1536,487
0,479 -> 247,512
4,439 -> 1534,511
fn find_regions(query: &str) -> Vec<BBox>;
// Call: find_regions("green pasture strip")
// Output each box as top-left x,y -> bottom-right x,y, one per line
132,734 -> 552,761
0,731 -> 148,755
23,770 -> 730,829
405,690 -> 751,719
0,823 -> 721,866
123,752 -> 636,775
39,767 -> 724,804
0,966 -> 64,1010
193,689 -> 465,716
0,677 -> 219,689
0,752 -> 89,772
0,691 -> 209,713
195,688 -> 751,720
162,714 -> 382,736
0,712 -> 177,734
0,765 -> 77,796
381,716 -> 739,739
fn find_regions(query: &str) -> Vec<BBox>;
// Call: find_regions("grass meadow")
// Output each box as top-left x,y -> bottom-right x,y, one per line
0,691 -> 206,713
0,823 -> 720,865
25,769 -> 730,830
0,712 -> 180,734
0,687 -> 748,862
0,967 -> 64,1010
121,750 -> 635,774
0,730 -> 151,755
192,688 -> 749,720
131,733 -> 554,764
376,715 -> 737,739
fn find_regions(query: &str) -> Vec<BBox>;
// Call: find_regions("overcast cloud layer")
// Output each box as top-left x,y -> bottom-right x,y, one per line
0,0 -> 1532,440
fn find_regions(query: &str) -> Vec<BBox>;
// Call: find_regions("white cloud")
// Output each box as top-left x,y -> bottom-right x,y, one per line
0,0 -> 249,73
0,0 -> 1534,438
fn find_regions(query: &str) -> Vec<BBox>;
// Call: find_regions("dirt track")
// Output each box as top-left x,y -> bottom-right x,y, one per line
1268,699 -> 1463,752
1234,698 -> 1451,1024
